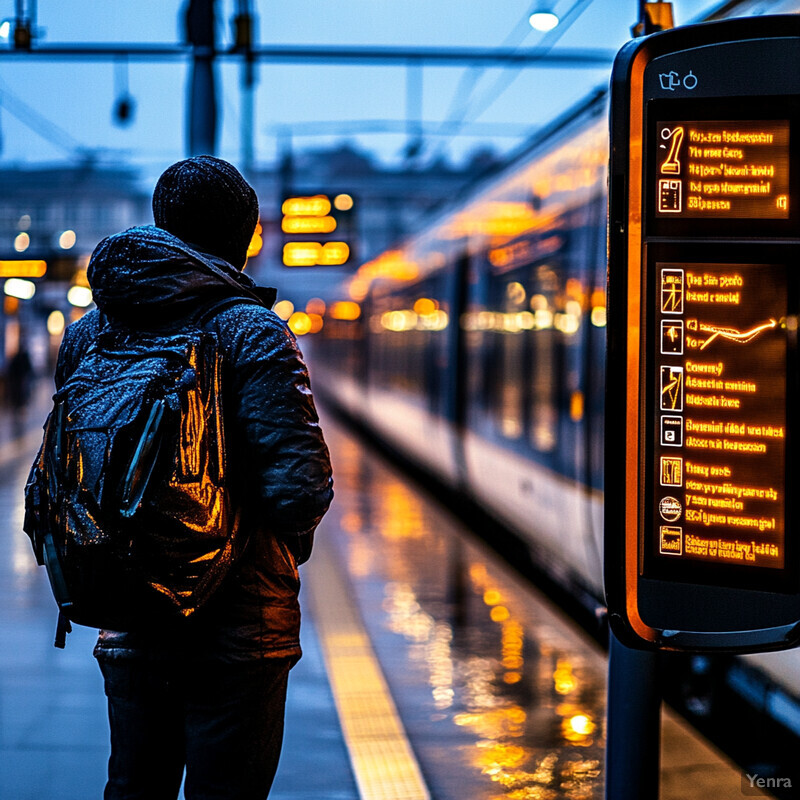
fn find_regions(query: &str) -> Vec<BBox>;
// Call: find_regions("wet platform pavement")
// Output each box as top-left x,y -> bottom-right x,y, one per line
0,383 -> 771,799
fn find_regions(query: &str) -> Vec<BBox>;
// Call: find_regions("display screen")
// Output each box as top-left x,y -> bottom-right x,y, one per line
649,262 -> 787,582
655,120 -> 790,219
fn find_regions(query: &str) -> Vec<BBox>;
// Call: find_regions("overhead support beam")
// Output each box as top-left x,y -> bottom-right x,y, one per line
0,43 -> 616,67
249,44 -> 616,66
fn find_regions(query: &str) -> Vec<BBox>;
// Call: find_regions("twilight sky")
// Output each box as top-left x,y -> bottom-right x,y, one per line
0,0 -> 723,176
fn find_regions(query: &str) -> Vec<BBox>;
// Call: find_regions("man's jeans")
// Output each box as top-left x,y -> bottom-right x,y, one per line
97,653 -> 292,800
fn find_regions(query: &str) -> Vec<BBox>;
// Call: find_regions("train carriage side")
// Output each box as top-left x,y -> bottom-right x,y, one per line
311,1 -> 800,741
318,92 -> 612,595
456,100 -> 609,597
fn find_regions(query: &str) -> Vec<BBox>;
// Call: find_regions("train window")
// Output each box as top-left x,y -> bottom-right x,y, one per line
499,281 -> 527,439
474,262 -> 563,456
529,265 -> 560,453
466,199 -> 605,470
370,276 -> 450,408
588,282 -> 607,490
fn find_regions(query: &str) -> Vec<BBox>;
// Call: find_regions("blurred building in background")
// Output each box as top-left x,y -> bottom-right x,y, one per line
247,142 -> 501,306
0,143 -> 498,384
0,162 -> 150,390
0,163 -> 150,262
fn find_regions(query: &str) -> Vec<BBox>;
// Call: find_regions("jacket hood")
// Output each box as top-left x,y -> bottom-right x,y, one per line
87,225 -> 272,323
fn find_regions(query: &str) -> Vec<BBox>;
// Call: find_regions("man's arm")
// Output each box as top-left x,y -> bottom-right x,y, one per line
218,305 -> 333,559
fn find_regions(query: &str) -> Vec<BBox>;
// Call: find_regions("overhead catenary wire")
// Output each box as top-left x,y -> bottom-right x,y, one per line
433,2 -> 549,149
404,3 -> 540,160
266,119 -> 537,139
427,0 -> 597,162
0,11 -> 613,166
0,74 -> 89,157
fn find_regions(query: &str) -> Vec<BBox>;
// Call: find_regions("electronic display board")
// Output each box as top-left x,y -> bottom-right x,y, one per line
654,120 -> 790,219
645,95 -> 800,239
606,14 -> 800,652
645,260 -> 789,591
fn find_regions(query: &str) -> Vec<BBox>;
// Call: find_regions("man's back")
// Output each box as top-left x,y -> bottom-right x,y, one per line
29,157 -> 333,800
54,225 -> 332,659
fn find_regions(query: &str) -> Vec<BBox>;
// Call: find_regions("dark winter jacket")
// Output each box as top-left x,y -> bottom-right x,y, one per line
54,225 -> 333,662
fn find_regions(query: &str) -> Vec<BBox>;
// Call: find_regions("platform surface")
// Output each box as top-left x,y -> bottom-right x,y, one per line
0,386 -> 771,798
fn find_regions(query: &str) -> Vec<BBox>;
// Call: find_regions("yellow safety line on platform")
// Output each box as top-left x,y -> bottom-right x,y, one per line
306,535 -> 431,800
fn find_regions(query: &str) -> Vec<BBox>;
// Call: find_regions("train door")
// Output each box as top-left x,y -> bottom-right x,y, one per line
421,265 -> 463,485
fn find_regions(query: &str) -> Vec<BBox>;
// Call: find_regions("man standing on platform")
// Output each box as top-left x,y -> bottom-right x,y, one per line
51,156 -> 333,799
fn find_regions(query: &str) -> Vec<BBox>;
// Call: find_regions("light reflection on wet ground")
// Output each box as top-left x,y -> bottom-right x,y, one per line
0,380 -> 761,798
317,419 -> 606,800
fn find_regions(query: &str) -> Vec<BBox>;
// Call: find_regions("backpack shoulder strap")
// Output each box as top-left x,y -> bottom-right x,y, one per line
192,295 -> 264,328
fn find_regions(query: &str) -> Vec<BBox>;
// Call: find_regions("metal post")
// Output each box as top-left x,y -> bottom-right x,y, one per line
235,0 -> 256,172
605,629 -> 661,800
240,57 -> 255,171
404,60 -> 423,161
185,0 -> 217,155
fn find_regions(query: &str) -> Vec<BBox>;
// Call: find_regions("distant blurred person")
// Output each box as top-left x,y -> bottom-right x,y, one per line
43,156 -> 333,799
6,339 -> 34,426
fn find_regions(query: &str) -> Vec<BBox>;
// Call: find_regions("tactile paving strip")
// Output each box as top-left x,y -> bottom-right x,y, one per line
307,535 -> 431,800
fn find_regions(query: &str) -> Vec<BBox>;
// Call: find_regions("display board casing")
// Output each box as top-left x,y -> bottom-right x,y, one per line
606,15 -> 800,652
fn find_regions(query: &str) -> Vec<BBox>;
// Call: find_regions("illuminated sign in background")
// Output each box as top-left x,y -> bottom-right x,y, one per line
0,260 -> 47,278
281,193 -> 355,267
651,262 -> 787,573
655,120 -> 790,219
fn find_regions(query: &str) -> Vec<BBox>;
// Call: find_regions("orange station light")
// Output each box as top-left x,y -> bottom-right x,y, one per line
283,242 -> 322,267
306,297 -> 327,315
282,216 -> 337,234
282,192 -> 355,266
333,193 -> 354,211
282,195 -> 331,217
0,260 -> 47,278
329,301 -> 361,321
318,242 -> 350,266
288,311 -> 312,336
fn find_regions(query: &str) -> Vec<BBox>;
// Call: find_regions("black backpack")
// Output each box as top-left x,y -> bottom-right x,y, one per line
24,298 -> 255,646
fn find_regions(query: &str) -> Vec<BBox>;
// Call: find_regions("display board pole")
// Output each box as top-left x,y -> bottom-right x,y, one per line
605,630 -> 662,800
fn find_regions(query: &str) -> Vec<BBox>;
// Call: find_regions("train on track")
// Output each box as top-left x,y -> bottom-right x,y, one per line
307,0 -> 800,771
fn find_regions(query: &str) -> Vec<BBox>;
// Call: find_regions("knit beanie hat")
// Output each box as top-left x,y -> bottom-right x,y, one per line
152,155 -> 259,270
